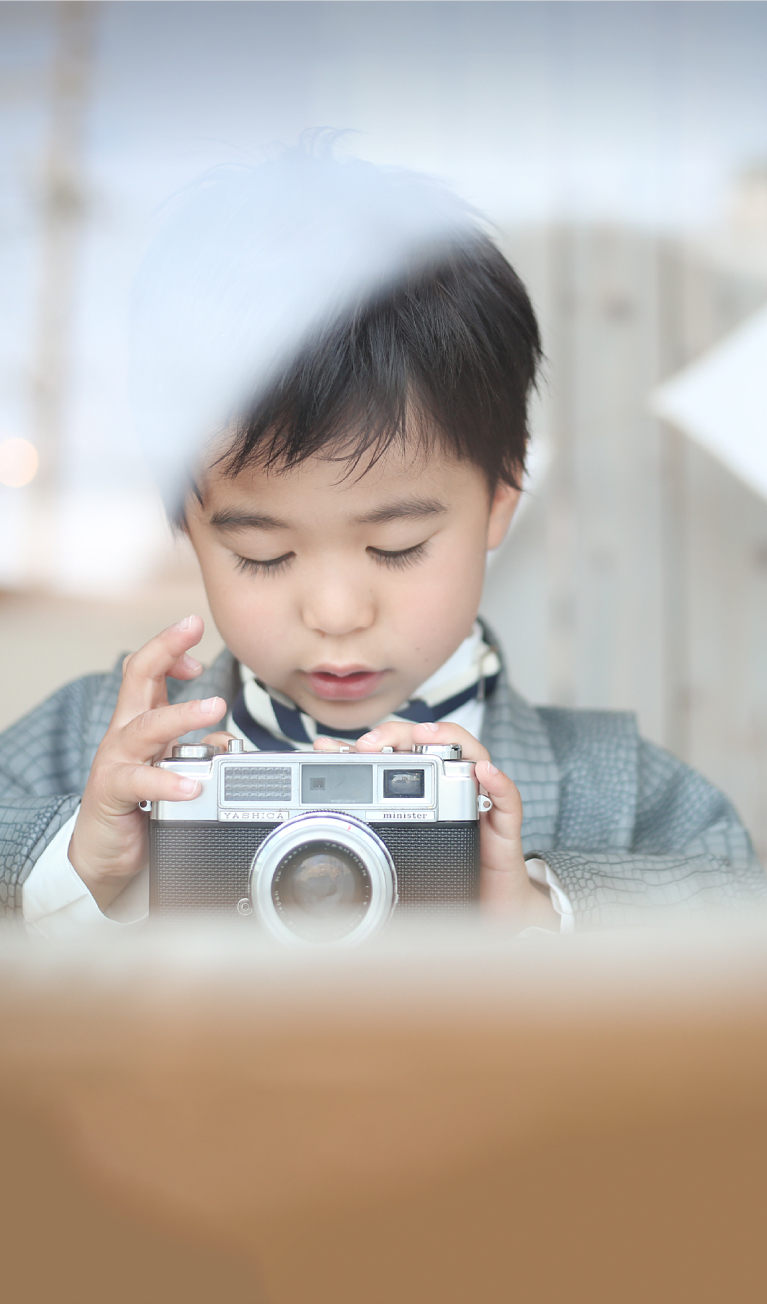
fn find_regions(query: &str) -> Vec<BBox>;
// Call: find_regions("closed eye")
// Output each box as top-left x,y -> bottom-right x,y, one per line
367,541 -> 429,571
232,552 -> 294,577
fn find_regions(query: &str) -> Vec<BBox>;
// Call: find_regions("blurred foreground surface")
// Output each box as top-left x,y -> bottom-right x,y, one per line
2,920 -> 767,1303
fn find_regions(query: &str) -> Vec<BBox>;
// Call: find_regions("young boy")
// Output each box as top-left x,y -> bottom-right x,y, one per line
5,152 -> 766,937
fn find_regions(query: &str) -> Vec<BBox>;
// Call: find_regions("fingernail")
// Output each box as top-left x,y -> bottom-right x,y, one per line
486,761 -> 498,775
424,721 -> 439,733
359,729 -> 380,743
176,615 -> 194,631
179,778 -> 200,795
200,696 -> 220,715
183,655 -> 202,672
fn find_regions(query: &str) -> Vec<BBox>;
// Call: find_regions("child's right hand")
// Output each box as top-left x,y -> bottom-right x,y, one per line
68,616 -> 226,911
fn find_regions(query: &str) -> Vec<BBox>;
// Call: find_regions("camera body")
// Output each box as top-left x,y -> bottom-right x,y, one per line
148,740 -> 482,943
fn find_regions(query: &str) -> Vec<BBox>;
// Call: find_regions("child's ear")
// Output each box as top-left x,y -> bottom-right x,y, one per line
486,480 -> 520,550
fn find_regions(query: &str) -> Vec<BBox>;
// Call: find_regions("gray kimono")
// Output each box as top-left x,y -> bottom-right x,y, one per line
1,649 -> 764,926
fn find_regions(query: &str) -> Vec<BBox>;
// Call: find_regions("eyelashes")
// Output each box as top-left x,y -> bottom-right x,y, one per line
232,541 -> 429,577
233,552 -> 294,577
367,542 -> 429,570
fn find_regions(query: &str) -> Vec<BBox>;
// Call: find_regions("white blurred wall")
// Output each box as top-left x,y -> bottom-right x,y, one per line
481,224 -> 767,855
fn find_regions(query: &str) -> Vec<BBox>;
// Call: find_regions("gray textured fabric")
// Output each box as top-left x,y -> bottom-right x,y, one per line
1,646 -> 764,927
479,685 -> 766,925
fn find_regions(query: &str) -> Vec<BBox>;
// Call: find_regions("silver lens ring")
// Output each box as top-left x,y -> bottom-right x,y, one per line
249,812 -> 397,946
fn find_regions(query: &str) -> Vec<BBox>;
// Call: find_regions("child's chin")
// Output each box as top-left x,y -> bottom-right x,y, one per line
311,705 -> 379,732
307,695 -> 389,733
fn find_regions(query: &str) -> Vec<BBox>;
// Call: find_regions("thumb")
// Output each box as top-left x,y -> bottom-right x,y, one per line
473,759 -> 529,914
474,760 -> 524,861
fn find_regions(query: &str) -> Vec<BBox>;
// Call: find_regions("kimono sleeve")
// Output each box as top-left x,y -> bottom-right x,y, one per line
538,739 -> 767,929
0,670 -> 119,918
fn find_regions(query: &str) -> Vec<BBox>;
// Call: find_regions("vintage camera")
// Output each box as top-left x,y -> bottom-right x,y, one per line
148,740 -> 487,943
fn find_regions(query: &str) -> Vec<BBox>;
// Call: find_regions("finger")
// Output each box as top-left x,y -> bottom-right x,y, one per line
313,736 -> 355,752
93,759 -> 204,814
474,759 -> 524,872
113,616 -> 206,725
355,719 -> 491,763
474,764 -> 529,915
354,722 -> 418,752
411,721 -> 491,764
167,652 -> 205,681
201,731 -> 238,751
117,696 -> 226,762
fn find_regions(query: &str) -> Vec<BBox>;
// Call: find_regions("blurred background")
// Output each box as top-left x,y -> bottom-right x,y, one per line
1,1 -> 766,852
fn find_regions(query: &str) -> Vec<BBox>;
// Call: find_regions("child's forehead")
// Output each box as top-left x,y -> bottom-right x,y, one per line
200,442 -> 475,514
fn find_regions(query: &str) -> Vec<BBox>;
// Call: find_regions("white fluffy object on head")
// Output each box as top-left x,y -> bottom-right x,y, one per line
130,139 -> 480,513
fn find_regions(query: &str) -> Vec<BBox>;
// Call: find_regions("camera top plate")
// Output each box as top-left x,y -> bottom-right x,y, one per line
152,743 -> 477,825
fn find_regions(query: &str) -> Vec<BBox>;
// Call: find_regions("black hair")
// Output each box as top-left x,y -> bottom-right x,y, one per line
216,229 -> 541,494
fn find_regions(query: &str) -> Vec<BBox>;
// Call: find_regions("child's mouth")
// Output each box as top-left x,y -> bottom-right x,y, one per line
303,668 -> 386,702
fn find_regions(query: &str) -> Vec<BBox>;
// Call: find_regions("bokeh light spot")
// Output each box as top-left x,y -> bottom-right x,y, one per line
0,438 -> 39,488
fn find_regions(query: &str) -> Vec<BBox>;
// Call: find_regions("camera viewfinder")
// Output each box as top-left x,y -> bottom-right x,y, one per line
383,769 -> 425,799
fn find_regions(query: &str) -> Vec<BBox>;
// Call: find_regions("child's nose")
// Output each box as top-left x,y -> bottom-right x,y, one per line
301,573 -> 375,637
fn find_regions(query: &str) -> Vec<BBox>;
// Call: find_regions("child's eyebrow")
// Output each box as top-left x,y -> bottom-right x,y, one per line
352,497 -> 447,526
209,508 -> 290,532
208,498 -> 447,532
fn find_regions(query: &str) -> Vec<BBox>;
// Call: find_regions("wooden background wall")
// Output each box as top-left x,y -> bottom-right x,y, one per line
482,225 -> 767,859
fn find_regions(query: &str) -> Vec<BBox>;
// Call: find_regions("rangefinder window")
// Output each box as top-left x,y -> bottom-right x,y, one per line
384,769 -> 425,799
300,763 -> 373,804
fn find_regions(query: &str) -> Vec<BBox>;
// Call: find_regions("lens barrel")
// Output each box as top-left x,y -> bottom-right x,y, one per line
249,812 -> 397,945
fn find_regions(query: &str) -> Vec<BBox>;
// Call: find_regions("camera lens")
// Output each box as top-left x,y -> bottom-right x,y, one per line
251,813 -> 397,945
271,840 -> 372,940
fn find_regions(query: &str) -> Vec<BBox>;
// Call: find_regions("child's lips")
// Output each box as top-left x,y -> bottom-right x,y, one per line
303,668 -> 386,701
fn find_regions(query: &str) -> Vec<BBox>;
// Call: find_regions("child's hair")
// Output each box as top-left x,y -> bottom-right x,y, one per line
220,231 -> 542,493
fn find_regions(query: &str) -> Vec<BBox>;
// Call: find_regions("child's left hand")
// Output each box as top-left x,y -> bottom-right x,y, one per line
313,720 -> 560,932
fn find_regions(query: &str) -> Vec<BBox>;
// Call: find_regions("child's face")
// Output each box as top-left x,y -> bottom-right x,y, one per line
185,441 -> 518,729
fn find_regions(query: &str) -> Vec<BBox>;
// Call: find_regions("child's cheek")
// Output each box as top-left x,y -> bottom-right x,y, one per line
391,552 -> 481,640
